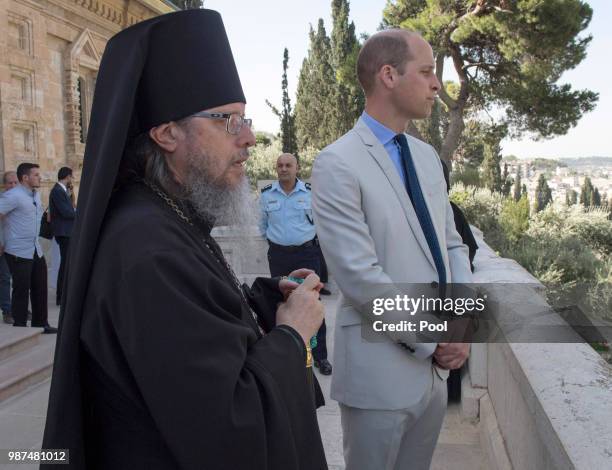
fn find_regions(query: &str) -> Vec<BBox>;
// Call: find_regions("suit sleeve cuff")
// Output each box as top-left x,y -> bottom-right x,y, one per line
412,342 -> 437,360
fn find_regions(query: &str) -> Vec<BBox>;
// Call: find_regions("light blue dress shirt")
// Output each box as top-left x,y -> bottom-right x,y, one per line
0,185 -> 44,259
361,111 -> 407,186
259,179 -> 316,246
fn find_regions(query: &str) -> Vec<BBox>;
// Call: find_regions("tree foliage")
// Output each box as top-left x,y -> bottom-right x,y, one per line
566,189 -> 578,206
174,0 -> 203,9
295,20 -> 338,150
501,163 -> 512,197
513,165 -> 522,202
246,138 -> 319,185
266,48 -> 298,155
382,0 -> 598,162
500,195 -> 530,242
295,1 -> 364,151
580,176 -> 602,208
331,0 -> 365,135
480,126 -> 505,193
534,174 -> 553,212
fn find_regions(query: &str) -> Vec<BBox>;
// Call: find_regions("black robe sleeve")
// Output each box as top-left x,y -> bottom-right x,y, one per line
82,248 -> 327,470
243,276 -> 283,332
243,277 -> 326,408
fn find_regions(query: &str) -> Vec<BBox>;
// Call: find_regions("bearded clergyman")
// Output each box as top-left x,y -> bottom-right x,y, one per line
41,9 -> 327,470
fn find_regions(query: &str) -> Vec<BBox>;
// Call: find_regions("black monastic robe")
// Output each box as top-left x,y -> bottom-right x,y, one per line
76,184 -> 327,469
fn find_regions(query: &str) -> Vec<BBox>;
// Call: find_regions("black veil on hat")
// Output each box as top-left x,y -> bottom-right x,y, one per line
42,9 -> 245,467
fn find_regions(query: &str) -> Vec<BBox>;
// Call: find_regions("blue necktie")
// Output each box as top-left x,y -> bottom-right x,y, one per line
395,134 -> 447,287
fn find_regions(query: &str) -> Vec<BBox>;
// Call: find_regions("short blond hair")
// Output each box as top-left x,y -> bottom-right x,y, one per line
357,29 -> 417,96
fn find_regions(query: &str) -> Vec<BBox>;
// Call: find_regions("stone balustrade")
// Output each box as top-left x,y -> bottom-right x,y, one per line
213,225 -> 612,469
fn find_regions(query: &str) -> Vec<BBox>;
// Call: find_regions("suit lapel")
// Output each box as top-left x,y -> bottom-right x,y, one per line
353,120 -> 436,272
55,183 -> 70,205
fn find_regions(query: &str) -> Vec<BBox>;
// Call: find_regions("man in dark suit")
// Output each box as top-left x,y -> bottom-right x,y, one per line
49,166 -> 75,306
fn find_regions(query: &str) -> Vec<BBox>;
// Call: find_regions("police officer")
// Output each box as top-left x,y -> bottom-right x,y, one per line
259,153 -> 332,375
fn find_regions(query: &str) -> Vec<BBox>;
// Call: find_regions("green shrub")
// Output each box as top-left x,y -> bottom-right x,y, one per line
246,140 -> 319,186
246,140 -> 282,185
499,195 -> 530,243
450,184 -> 505,247
451,167 -> 482,187
449,184 -> 612,324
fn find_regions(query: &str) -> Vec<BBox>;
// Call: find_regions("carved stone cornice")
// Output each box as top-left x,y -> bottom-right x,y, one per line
72,0 -> 124,27
70,0 -> 176,28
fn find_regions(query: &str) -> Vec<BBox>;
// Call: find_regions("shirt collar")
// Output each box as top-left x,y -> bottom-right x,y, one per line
17,184 -> 35,197
272,178 -> 305,195
58,182 -> 67,192
361,111 -> 398,147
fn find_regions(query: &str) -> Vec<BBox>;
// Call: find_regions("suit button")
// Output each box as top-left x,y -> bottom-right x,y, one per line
430,281 -> 439,289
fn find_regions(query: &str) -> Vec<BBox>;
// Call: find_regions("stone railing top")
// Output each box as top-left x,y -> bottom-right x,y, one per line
471,230 -> 612,469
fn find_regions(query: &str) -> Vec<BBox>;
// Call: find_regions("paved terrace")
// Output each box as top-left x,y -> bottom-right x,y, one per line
1,229 -> 611,469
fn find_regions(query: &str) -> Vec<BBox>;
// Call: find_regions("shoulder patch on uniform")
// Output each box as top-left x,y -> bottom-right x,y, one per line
260,184 -> 272,193
305,182 -> 312,190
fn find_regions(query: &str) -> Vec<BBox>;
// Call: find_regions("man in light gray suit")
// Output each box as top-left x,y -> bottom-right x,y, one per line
312,29 -> 473,470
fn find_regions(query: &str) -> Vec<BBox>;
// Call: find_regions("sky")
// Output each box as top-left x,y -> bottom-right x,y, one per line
204,0 -> 611,159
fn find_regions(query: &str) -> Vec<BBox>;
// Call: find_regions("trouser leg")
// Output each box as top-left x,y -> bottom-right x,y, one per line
55,236 -> 69,305
319,250 -> 329,283
0,254 -> 12,314
29,253 -> 48,328
313,320 -> 328,361
392,370 -> 448,470
5,254 -> 33,327
267,245 -> 295,278
340,405 -> 406,470
340,370 -> 447,470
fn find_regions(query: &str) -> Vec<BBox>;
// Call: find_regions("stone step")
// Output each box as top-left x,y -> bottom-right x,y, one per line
0,337 -> 55,403
0,326 -> 42,362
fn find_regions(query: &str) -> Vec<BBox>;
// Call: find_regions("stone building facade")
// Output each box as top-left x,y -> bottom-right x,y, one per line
0,0 -> 177,200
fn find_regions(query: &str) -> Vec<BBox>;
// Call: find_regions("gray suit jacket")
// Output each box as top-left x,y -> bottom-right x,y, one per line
312,118 -> 472,410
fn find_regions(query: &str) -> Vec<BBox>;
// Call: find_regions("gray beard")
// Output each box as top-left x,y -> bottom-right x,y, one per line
183,156 -> 260,253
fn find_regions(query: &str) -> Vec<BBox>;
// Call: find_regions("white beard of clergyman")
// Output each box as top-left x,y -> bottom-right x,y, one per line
183,152 -> 260,254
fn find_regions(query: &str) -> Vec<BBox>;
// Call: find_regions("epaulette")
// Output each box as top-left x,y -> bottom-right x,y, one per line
305,182 -> 312,191
260,183 -> 272,193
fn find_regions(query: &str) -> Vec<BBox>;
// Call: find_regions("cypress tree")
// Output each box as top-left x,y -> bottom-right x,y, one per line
591,187 -> 602,207
534,174 -> 553,212
330,0 -> 364,136
266,48 -> 298,155
501,163 -> 512,197
513,166 -> 522,202
295,20 -> 337,150
481,141 -> 502,193
580,177 -> 595,208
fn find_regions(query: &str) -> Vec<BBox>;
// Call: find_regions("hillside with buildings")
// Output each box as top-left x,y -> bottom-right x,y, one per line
502,156 -> 612,206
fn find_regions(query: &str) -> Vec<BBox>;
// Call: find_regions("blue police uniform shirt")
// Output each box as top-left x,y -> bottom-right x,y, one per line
259,179 -> 316,246
361,111 -> 407,186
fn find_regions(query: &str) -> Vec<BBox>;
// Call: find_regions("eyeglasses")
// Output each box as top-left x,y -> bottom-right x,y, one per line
190,111 -> 253,135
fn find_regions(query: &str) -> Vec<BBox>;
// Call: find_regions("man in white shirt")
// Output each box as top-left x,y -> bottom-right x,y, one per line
0,171 -> 18,323
0,163 -> 56,333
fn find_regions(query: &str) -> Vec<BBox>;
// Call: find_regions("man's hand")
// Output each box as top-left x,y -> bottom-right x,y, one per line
276,273 -> 324,345
433,343 -> 470,370
278,268 -> 323,300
